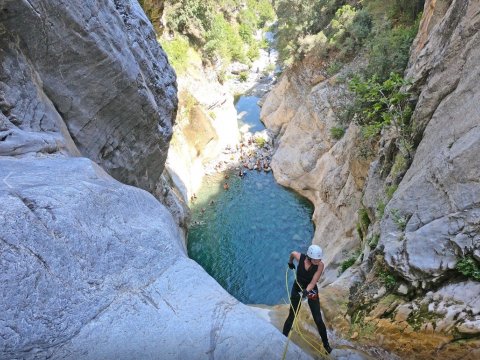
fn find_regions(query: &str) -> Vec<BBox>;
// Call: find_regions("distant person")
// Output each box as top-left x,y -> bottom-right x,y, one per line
283,245 -> 332,354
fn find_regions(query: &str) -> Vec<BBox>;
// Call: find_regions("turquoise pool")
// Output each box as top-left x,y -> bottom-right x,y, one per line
187,96 -> 314,305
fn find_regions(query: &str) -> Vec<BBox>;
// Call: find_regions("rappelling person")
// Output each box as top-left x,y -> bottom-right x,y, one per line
283,244 -> 332,354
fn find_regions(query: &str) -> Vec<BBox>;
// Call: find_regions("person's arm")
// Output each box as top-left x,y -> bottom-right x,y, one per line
306,261 -> 324,292
288,251 -> 301,265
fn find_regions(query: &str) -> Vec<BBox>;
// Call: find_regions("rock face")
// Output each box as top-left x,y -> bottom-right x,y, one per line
166,66 -> 240,202
0,157 -> 307,360
380,0 -> 480,285
1,0 -> 177,196
0,1 -> 309,359
261,0 -> 479,357
261,63 -> 371,285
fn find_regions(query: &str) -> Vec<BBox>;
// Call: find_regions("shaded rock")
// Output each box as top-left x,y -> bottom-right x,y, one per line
381,0 -> 480,284
0,0 -> 177,196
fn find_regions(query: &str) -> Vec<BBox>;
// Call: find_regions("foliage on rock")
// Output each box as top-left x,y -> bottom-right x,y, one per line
456,256 -> 480,281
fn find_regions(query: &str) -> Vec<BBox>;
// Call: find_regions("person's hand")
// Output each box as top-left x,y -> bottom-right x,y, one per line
288,262 -> 295,270
307,289 -> 318,300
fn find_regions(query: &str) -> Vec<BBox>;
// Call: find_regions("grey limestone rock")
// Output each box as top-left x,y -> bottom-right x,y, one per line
380,0 -> 480,284
0,157 -> 309,359
0,0 -> 177,195
0,1 -> 310,359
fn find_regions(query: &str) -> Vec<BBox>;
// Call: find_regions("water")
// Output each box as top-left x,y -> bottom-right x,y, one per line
187,95 -> 315,305
235,96 -> 264,133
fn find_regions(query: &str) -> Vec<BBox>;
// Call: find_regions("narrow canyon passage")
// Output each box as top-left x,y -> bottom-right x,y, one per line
188,95 -> 315,305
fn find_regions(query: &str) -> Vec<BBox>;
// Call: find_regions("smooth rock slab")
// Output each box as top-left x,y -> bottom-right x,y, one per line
0,156 -> 310,360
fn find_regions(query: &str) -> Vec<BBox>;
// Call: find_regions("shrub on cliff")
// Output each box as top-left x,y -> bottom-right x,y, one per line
365,23 -> 419,81
275,0 -> 422,70
166,0 -> 215,43
348,72 -> 414,156
204,15 -> 247,63
456,256 -> 480,281
160,36 -> 192,74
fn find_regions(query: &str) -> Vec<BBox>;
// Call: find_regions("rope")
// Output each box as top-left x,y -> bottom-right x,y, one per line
281,266 -> 330,360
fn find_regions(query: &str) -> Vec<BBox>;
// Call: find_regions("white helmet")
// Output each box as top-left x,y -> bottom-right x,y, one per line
307,245 -> 323,260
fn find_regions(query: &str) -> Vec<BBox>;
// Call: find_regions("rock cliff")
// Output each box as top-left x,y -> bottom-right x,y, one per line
261,58 -> 371,285
261,0 -> 479,357
0,1 -> 308,359
165,64 -> 240,203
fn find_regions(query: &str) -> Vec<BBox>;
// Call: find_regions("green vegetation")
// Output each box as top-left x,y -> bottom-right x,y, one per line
275,1 -> 373,65
254,137 -> 267,148
390,152 -> 409,179
274,1 -> 421,169
407,303 -> 440,331
204,14 -> 246,63
330,126 -> 345,140
326,61 -> 343,76
348,72 -> 414,142
239,71 -> 249,82
379,271 -> 397,290
386,184 -> 398,200
368,234 -> 380,249
364,23 -> 419,81
341,257 -> 357,272
140,0 -> 275,73
160,36 -> 192,74
373,255 -> 398,291
338,251 -> 360,275
376,200 -> 386,219
390,208 -> 408,231
349,310 -> 377,338
356,207 -> 371,240
180,91 -> 198,119
275,0 -> 421,68
456,256 -> 480,281
163,0 -> 274,66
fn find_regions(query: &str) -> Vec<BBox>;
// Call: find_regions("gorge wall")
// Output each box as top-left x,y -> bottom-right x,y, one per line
261,0 -> 479,358
164,62 -> 240,206
0,1 -> 308,359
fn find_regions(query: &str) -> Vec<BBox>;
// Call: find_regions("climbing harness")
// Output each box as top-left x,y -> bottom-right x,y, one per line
281,266 -> 330,360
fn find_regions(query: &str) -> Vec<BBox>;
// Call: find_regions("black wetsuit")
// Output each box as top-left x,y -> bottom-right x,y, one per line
282,254 -> 330,348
